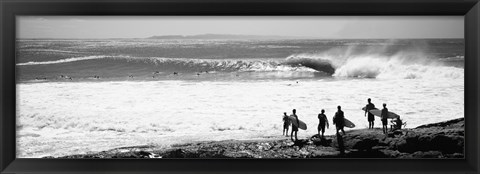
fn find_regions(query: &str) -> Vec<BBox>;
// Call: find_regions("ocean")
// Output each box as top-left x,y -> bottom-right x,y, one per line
16,38 -> 464,158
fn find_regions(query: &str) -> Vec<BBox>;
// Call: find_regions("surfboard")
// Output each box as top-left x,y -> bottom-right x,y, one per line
362,106 -> 378,111
368,109 -> 399,119
287,116 -> 307,130
344,118 -> 355,128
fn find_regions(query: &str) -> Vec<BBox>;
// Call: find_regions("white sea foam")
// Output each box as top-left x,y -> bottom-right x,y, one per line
333,56 -> 464,79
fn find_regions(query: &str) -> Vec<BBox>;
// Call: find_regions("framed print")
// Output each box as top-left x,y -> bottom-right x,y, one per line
13,16 -> 467,159
1,0 -> 479,173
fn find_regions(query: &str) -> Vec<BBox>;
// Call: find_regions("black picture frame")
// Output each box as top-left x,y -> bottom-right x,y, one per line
1,0 -> 479,173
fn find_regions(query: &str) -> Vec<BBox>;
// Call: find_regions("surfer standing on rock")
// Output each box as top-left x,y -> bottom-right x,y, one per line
381,103 -> 389,134
282,112 -> 291,137
333,106 -> 346,135
290,109 -> 299,142
317,109 -> 329,138
365,98 -> 376,129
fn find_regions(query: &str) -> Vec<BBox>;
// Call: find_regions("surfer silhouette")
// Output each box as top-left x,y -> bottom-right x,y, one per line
317,109 -> 329,138
282,112 -> 291,137
290,109 -> 299,142
333,106 -> 346,135
381,103 -> 389,134
390,116 -> 403,131
365,98 -> 376,129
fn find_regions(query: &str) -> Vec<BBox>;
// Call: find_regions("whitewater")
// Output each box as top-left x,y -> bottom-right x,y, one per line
16,39 -> 464,158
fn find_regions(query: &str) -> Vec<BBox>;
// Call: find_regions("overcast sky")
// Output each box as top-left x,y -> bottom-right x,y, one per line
17,16 -> 463,39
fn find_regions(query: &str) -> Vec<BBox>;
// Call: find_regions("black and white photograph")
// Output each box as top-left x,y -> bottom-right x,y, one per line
16,16 -> 464,159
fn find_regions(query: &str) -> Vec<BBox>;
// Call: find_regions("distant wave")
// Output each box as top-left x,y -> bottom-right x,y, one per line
135,57 -> 317,72
16,55 -> 316,72
17,55 -> 112,65
22,49 -> 81,54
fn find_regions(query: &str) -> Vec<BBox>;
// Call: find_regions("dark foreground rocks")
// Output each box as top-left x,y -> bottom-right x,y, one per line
339,117 -> 464,158
49,118 -> 464,159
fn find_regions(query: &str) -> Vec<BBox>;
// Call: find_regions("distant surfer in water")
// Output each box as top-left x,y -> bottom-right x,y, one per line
59,75 -> 72,80
381,103 -> 389,134
365,98 -> 376,129
317,109 -> 329,138
290,109 -> 299,142
333,106 -> 346,135
282,112 -> 291,137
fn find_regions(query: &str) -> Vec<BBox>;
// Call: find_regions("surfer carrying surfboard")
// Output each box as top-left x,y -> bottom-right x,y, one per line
365,98 -> 376,129
290,109 -> 300,142
282,112 -> 291,137
381,103 -> 389,134
333,106 -> 346,135
317,109 -> 329,138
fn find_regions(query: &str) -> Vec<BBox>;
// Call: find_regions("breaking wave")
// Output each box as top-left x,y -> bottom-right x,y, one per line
17,55 -> 112,65
286,46 -> 464,80
332,56 -> 464,79
16,55 -> 316,73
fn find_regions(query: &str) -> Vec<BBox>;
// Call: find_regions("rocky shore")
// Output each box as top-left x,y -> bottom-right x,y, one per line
48,117 -> 464,159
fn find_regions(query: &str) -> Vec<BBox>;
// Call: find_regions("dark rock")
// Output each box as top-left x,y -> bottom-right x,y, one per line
138,151 -> 151,158
352,138 -> 379,151
164,149 -> 187,158
430,135 -> 463,154
415,118 -> 464,129
346,149 -> 388,158
396,133 -> 464,154
379,149 -> 403,158
309,149 -> 341,158
372,146 -> 387,151
398,135 -> 421,153
387,130 -> 404,138
292,139 -> 308,148
312,137 -> 332,146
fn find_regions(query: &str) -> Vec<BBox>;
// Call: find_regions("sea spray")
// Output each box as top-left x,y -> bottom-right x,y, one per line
285,44 -> 463,79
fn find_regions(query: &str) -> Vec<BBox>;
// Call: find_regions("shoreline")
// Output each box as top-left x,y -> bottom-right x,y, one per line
46,117 -> 464,159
